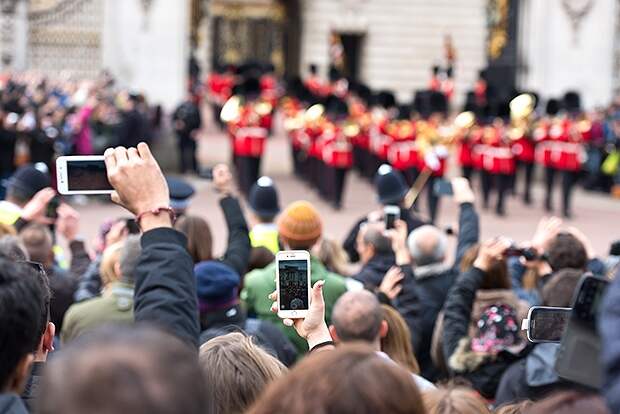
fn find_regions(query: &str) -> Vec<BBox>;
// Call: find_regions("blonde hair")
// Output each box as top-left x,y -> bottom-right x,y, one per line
423,386 -> 491,414
314,237 -> 354,276
380,304 -> 421,374
99,242 -> 124,287
0,223 -> 16,237
199,332 -> 287,414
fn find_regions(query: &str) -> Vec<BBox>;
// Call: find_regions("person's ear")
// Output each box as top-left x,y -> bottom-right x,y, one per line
8,353 -> 35,393
43,322 -> 55,353
379,320 -> 389,339
328,325 -> 340,343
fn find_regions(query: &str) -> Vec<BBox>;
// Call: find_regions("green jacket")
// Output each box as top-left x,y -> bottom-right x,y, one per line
241,257 -> 347,353
61,282 -> 134,344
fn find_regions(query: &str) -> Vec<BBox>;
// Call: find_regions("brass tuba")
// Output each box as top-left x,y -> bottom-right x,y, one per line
220,96 -> 242,123
509,93 -> 535,141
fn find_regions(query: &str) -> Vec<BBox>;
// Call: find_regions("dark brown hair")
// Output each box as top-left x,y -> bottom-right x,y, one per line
381,304 -> 421,374
523,391 -> 609,414
175,215 -> 213,263
460,244 -> 511,290
248,344 -> 426,414
38,326 -> 208,414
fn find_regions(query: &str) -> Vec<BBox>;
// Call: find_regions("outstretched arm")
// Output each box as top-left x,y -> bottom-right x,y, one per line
105,143 -> 200,348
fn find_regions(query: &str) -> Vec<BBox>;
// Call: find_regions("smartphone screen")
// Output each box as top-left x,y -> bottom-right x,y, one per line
278,259 -> 309,311
66,159 -> 113,192
530,307 -> 571,342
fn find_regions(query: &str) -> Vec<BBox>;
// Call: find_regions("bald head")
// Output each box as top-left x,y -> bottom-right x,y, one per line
331,290 -> 383,343
407,225 -> 447,266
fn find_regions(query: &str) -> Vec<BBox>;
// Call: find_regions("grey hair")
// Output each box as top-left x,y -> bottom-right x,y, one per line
407,225 -> 447,267
119,235 -> 142,284
362,226 -> 392,256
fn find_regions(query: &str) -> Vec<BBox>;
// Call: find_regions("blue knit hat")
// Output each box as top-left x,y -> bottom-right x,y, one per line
194,261 -> 240,314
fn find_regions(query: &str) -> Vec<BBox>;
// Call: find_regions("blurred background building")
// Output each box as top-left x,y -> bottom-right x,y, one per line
0,0 -> 617,109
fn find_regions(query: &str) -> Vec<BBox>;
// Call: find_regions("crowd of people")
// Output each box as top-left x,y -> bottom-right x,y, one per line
1,138 -> 620,413
0,71 -> 160,199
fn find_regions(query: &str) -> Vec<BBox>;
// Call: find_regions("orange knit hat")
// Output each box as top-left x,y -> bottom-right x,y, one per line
277,201 -> 322,247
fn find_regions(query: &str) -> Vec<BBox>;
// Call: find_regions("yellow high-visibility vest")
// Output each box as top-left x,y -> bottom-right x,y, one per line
249,226 -> 279,254
0,201 -> 22,226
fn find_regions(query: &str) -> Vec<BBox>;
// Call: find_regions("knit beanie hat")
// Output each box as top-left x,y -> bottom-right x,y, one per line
471,304 -> 521,355
194,261 -> 240,314
277,201 -> 322,248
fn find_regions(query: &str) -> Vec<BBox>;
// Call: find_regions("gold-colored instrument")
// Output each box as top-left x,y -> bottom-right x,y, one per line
509,93 -> 535,141
220,96 -> 241,123
343,119 -> 360,138
304,104 -> 325,123
254,100 -> 273,116
454,111 -> 476,130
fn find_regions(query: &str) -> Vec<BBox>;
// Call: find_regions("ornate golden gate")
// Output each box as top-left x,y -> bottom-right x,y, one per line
27,0 -> 103,78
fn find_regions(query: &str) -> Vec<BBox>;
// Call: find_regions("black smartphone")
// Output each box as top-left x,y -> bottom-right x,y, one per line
555,274 -> 609,389
124,218 -> 141,234
384,205 -> 400,230
504,245 -> 540,261
45,195 -> 61,219
198,167 -> 214,180
433,179 -> 453,196
524,306 -> 572,343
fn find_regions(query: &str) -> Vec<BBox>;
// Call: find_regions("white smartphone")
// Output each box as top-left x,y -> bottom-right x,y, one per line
56,156 -> 114,195
276,250 -> 311,319
384,205 -> 400,230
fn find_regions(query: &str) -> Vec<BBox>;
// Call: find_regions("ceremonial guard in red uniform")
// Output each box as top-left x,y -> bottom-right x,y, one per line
509,94 -> 537,205
321,97 -> 353,209
416,115 -> 449,223
207,66 -> 234,130
478,119 -> 516,216
222,78 -> 269,197
387,106 -> 419,187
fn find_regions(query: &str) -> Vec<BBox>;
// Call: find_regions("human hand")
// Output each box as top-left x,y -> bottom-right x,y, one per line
270,280 -> 332,349
105,219 -> 130,247
20,187 -> 56,224
212,164 -> 234,196
531,216 -> 562,253
451,177 -> 475,204
385,220 -> 411,265
56,203 -> 80,242
474,237 -> 512,272
379,266 -> 404,300
104,143 -> 170,230
385,219 -> 407,252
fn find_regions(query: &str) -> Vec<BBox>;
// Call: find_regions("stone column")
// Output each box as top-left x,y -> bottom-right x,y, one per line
102,0 -> 190,111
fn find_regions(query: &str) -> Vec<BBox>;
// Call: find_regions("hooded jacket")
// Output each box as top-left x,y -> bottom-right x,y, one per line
442,267 -> 528,399
495,343 -> 587,406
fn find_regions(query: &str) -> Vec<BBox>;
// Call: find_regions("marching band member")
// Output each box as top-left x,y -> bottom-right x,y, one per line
509,94 -> 537,205
321,97 -> 353,209
478,119 -> 516,216
222,78 -> 269,197
387,106 -> 418,187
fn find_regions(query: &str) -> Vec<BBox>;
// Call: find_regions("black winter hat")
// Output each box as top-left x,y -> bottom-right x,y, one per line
6,163 -> 51,199
374,164 -> 409,205
249,176 -> 280,218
